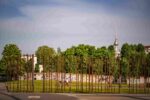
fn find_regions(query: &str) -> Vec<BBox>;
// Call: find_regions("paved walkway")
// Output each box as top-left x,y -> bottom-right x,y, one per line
74,94 -> 150,100
0,82 -> 78,100
0,82 -> 7,92
0,82 -> 18,100
10,93 -> 77,100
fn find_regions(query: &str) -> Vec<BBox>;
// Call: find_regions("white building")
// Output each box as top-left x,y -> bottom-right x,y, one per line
21,55 -> 37,69
127,77 -> 150,87
39,65 -> 43,73
21,55 -> 43,72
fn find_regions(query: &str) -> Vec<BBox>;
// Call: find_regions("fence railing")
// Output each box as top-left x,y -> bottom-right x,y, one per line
5,54 -> 150,93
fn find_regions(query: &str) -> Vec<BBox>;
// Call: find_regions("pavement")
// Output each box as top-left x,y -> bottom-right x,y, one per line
0,82 -> 18,100
0,82 -> 150,100
0,82 -> 77,100
74,94 -> 150,100
3,93 -> 77,100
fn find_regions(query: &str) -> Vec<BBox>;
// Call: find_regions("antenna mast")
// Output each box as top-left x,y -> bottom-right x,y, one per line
113,23 -> 119,57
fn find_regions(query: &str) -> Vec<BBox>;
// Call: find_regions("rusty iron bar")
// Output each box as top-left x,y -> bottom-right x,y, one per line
32,54 -> 34,92
5,54 -> 150,94
42,55 -> 45,92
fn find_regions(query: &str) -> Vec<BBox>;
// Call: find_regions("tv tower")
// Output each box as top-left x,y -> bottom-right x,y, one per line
113,25 -> 120,58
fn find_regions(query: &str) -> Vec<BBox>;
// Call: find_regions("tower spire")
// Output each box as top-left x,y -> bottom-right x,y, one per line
113,25 -> 119,58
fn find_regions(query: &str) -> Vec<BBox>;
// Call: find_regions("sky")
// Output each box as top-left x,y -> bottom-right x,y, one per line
0,0 -> 150,56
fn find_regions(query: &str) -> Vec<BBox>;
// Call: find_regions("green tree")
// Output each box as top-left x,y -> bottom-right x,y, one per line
136,43 -> 145,53
121,43 -> 130,58
121,43 -> 146,79
35,45 -> 55,71
1,44 -> 21,79
94,46 -> 109,58
146,53 -> 150,77
2,44 -> 21,58
0,59 -> 5,74
108,45 -> 115,57
34,64 -> 39,73
63,44 -> 96,73
64,47 -> 75,56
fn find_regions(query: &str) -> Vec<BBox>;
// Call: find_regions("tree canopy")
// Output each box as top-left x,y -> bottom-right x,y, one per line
0,44 -> 21,76
2,44 -> 21,59
36,45 -> 55,64
63,44 -> 115,58
1,43 -> 149,79
120,43 -> 146,78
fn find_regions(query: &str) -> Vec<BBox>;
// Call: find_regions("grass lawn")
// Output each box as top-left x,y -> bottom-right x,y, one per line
6,80 -> 150,94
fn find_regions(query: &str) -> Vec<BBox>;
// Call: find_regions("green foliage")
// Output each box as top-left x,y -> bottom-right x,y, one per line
120,43 -> 147,77
136,43 -> 145,52
121,43 -> 130,58
146,53 -> 150,76
108,45 -> 115,57
94,47 -> 108,57
113,64 -> 119,82
19,59 -> 26,75
63,44 -> 96,57
34,64 -> 39,73
1,44 -> 21,76
62,44 -> 116,74
2,44 -> 21,58
64,47 -> 75,56
36,45 -> 55,66
63,44 -> 115,59
64,56 -> 76,73
120,57 -> 128,78
0,59 -> 6,74
1,42 -> 149,85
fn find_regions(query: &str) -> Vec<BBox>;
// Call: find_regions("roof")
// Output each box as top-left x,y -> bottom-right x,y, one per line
144,45 -> 150,49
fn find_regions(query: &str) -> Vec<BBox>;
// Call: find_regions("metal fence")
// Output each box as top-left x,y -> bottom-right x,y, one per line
5,54 -> 150,94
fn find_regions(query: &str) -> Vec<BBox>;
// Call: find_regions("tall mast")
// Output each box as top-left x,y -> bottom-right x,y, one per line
113,24 -> 119,57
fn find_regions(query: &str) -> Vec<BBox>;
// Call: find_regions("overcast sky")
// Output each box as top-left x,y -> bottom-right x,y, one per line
0,0 -> 150,56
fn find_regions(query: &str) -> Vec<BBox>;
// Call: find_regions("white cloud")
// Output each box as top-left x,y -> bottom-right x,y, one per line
0,4 -> 150,54
0,5 -> 115,35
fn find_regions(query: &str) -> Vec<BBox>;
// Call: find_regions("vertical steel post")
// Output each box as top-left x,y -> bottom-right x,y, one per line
19,56 -> 21,92
104,57 -> 106,93
32,54 -> 34,92
11,57 -> 14,92
101,58 -> 103,93
81,56 -> 83,93
86,57 -> 87,93
48,57 -> 50,92
118,57 -> 121,93
91,57 -> 93,93
27,54 -> 29,92
16,57 -> 19,92
88,57 -> 91,93
43,55 -> 45,92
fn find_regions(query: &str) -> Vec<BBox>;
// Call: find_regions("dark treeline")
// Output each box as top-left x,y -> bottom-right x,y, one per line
0,43 -> 150,80
35,44 -> 115,75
